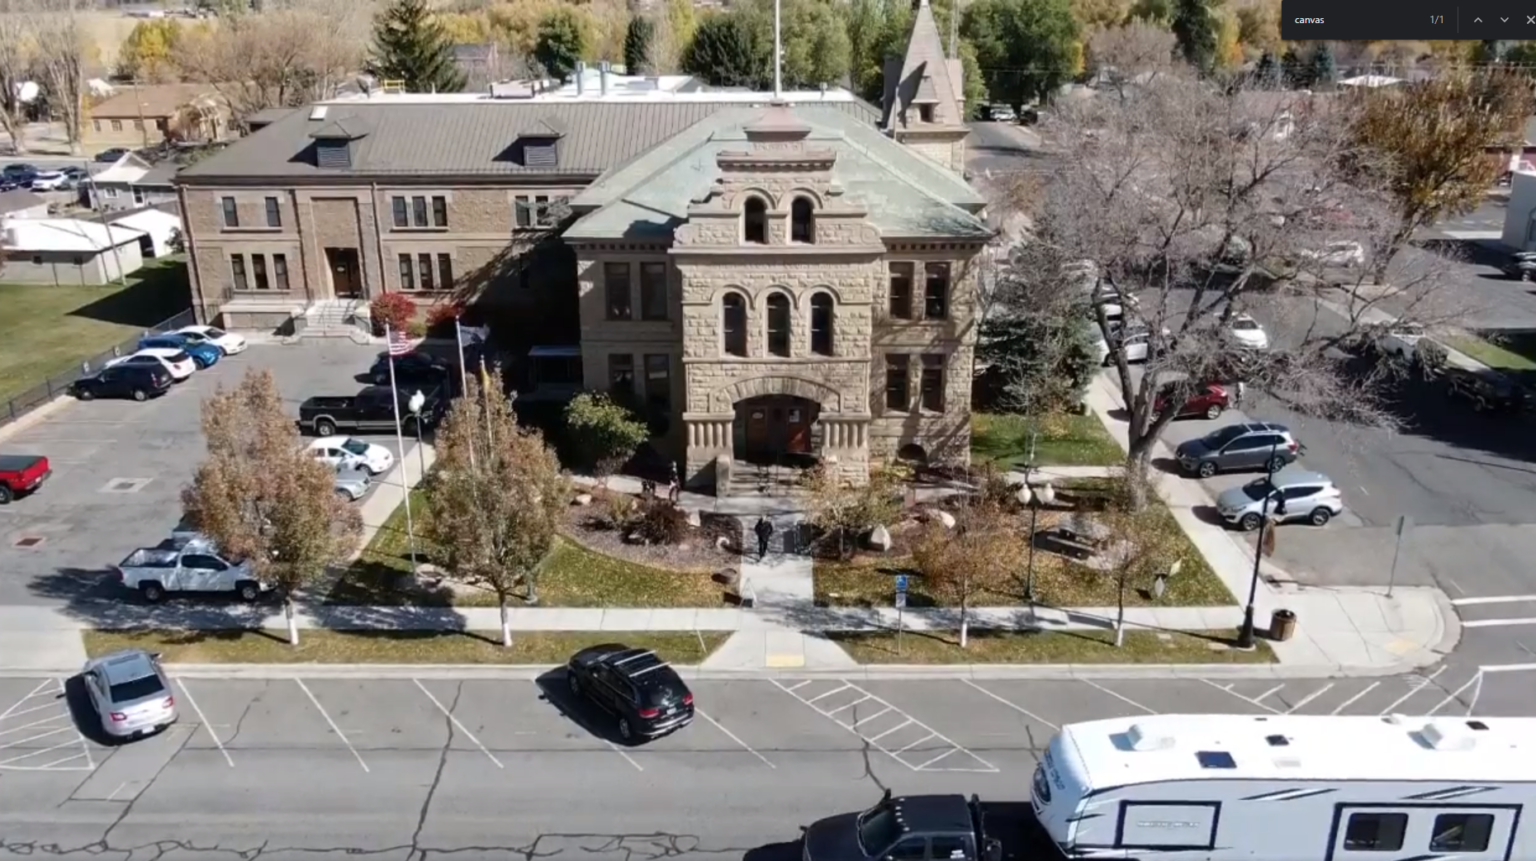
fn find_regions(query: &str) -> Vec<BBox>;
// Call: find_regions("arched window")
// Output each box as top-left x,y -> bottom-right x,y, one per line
722,293 -> 747,356
743,196 -> 768,244
766,293 -> 791,357
810,293 -> 834,356
791,197 -> 815,244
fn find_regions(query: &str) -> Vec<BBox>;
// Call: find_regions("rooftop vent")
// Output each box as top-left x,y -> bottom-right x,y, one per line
1467,720 -> 1490,731
490,81 -> 535,100
1196,751 -> 1238,769
1126,723 -> 1175,752
1420,721 -> 1477,751
309,106 -> 328,121
1264,735 -> 1291,747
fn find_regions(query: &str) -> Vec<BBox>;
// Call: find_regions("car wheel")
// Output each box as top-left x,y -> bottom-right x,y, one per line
568,673 -> 581,696
0,486 -> 12,505
335,488 -> 352,501
1239,512 -> 1263,532
192,356 -> 207,370
1266,456 -> 1286,473
140,582 -> 165,603
1310,508 -> 1333,527
132,389 -> 148,402
1205,404 -> 1223,420
1197,461 -> 1217,478
315,419 -> 337,437
236,581 -> 260,603
618,718 -> 634,742
75,387 -> 93,401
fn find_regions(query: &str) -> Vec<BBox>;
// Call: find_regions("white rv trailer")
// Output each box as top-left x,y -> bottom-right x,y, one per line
1030,714 -> 1536,861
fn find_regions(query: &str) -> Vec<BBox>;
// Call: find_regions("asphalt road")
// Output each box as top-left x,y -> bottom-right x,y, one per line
0,342 -> 415,609
0,669 -> 1522,858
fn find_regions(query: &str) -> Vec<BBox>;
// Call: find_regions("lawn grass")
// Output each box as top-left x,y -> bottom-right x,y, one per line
0,255 -> 193,404
82,629 -> 729,665
971,411 -> 1123,468
1445,333 -> 1536,373
328,490 -> 725,608
829,628 -> 1273,664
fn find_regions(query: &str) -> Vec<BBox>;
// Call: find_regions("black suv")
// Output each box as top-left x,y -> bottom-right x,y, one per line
565,643 -> 693,742
71,365 -> 173,402
802,790 -> 1004,861
1445,367 -> 1529,415
369,351 -> 451,388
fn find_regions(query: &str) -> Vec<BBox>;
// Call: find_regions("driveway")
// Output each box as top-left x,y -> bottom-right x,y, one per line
0,341 -> 413,608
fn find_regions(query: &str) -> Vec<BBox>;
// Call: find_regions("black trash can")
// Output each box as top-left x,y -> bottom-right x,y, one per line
1269,609 -> 1297,642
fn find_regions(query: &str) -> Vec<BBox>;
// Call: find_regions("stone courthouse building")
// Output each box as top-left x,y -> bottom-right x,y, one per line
175,0 -> 991,489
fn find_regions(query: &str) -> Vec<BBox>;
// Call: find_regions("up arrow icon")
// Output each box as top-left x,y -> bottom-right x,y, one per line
1475,16 -> 1483,21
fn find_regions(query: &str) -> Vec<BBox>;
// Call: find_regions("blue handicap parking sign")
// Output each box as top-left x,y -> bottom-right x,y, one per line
895,574 -> 908,593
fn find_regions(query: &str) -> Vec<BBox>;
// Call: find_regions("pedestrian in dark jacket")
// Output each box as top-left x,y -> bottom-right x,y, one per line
753,516 -> 774,561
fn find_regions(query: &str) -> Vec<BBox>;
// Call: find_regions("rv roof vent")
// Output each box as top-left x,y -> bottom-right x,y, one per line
1196,751 -> 1237,770
1467,720 -> 1490,731
1274,757 -> 1303,768
1420,722 -> 1476,751
1126,724 -> 1175,751
309,106 -> 328,121
1264,734 -> 1290,747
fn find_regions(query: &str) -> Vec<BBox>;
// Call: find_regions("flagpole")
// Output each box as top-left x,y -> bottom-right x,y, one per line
480,356 -> 494,451
454,316 -> 469,396
386,324 -> 418,572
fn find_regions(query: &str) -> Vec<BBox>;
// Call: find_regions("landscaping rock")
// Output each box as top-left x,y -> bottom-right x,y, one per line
867,524 -> 893,551
929,509 -> 956,529
573,493 -> 593,506
716,536 -> 734,552
687,509 -> 702,528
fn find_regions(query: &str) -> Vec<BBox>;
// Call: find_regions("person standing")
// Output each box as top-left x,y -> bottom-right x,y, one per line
753,516 -> 774,561
668,462 -> 681,503
1234,378 -> 1247,408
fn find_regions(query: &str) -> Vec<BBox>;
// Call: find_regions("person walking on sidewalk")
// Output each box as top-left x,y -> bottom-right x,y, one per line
1234,378 -> 1247,408
753,516 -> 774,561
668,462 -> 681,503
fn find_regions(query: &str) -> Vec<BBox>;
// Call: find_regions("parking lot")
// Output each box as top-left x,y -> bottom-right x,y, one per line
0,342 -> 416,609
0,669 -> 1524,856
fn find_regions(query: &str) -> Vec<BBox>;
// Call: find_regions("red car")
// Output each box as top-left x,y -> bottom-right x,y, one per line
1153,383 -> 1230,421
0,454 -> 51,504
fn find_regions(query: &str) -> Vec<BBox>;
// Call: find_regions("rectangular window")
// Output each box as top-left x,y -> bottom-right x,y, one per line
221,196 -> 238,228
1430,814 -> 1494,852
925,262 -> 950,319
608,353 -> 634,394
885,355 -> 909,411
252,254 -> 269,290
230,254 -> 247,290
110,119 -> 122,131
418,253 -> 435,291
514,195 -> 531,228
391,196 -> 408,228
411,196 -> 428,227
920,354 -> 945,411
1343,812 -> 1408,852
93,120 -> 101,132
644,354 -> 670,410
639,262 -> 667,321
437,254 -> 453,290
889,262 -> 914,319
133,119 -> 144,131
431,195 -> 448,227
273,254 -> 289,291
398,253 -> 415,290
264,196 -> 281,228
534,194 -> 551,227
605,262 -> 632,320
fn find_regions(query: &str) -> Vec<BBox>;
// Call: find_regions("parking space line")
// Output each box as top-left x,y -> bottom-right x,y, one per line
294,679 -> 369,773
914,749 -> 959,770
1286,683 -> 1334,713
783,681 -> 812,693
851,707 -> 894,729
176,679 -> 233,768
0,714 -> 73,736
1426,676 -> 1482,717
0,680 -> 56,721
1200,679 -> 1280,714
962,680 -> 1060,730
1083,680 -> 1157,714
1379,668 -> 1446,715
770,680 -> 998,773
0,738 -> 78,768
0,702 -> 64,722
36,753 -> 89,769
528,681 -> 642,771
0,726 -> 72,747
1253,685 -> 1285,703
827,695 -> 874,715
412,679 -> 502,769
696,708 -> 774,769
1332,682 -> 1379,714
868,720 -> 913,741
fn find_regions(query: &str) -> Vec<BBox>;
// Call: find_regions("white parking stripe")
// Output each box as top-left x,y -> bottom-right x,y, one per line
696,708 -> 774,769
771,680 -> 998,773
0,680 -> 55,721
783,681 -> 812,692
1286,683 -> 1335,714
895,733 -> 936,753
295,679 -> 369,773
1426,675 -> 1483,717
1083,680 -> 1157,714
807,685 -> 851,704
0,714 -> 73,736
1450,594 -> 1536,605
528,680 -> 642,771
412,679 -> 502,769
851,707 -> 894,729
913,749 -> 959,770
1200,679 -> 1280,714
176,679 -> 233,768
962,680 -> 1059,730
827,695 -> 873,715
1378,667 -> 1446,716
868,719 -> 913,741
0,738 -> 79,767
1462,618 -> 1536,628
1253,685 -> 1285,703
1331,682 -> 1380,714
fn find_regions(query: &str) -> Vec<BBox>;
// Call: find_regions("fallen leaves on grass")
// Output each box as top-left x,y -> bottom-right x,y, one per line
830,628 -> 1272,664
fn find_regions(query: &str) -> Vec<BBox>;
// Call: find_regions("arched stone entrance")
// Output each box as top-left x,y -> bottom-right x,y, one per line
735,395 -> 819,466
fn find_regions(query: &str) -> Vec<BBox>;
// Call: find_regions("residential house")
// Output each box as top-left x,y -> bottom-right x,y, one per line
90,154 -> 180,212
1,217 -> 146,285
105,204 -> 182,258
175,4 -> 983,487
86,83 -> 231,150
0,189 -> 50,219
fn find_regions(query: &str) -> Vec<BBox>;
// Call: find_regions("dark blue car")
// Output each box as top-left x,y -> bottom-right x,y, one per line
139,334 -> 221,369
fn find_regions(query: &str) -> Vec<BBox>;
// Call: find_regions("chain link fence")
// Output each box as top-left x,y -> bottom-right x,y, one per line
0,309 -> 199,429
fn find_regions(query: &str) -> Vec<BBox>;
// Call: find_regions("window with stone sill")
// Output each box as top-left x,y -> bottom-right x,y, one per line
230,254 -> 248,291
639,262 -> 668,321
791,197 -> 815,243
925,262 -> 951,319
889,262 -> 914,319
810,293 -> 834,356
885,355 -> 910,411
392,194 -> 448,229
252,254 -> 269,291
221,196 -> 238,228
605,262 -> 633,320
722,293 -> 747,357
744,196 -> 768,245
644,354 -> 670,410
920,354 -> 946,412
609,353 -> 635,395
766,293 -> 791,357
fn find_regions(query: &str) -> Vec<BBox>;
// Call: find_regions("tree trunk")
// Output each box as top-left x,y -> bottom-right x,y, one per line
1124,443 -> 1155,511
0,107 -> 26,155
959,594 -> 969,649
285,596 -> 299,646
499,597 -> 512,648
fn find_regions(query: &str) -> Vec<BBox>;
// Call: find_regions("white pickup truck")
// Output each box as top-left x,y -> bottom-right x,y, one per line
116,535 -> 268,603
1374,322 -> 1428,361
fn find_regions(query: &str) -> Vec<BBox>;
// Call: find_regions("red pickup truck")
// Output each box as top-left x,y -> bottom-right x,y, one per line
0,455 -> 51,504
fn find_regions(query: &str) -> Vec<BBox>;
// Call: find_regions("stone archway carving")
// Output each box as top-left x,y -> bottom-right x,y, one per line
713,375 -> 843,413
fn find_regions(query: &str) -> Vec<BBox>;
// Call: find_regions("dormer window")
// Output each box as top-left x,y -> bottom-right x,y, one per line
744,196 -> 768,244
791,197 -> 815,244
516,119 -> 564,168
919,104 -> 934,123
306,117 -> 369,170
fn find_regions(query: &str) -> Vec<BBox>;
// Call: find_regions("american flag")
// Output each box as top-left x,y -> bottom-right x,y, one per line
387,327 -> 411,357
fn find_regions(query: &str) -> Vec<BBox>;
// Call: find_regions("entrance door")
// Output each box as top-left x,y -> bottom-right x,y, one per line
1326,805 -> 1517,861
786,406 -> 811,454
325,247 -> 362,298
745,407 -> 769,456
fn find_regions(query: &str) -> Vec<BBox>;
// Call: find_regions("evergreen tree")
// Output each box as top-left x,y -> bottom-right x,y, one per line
368,0 -> 467,94
1170,0 -> 1219,74
1307,41 -> 1336,87
534,7 -> 588,82
1253,50 -> 1279,88
680,13 -> 768,88
1280,45 -> 1306,87
624,16 -> 654,74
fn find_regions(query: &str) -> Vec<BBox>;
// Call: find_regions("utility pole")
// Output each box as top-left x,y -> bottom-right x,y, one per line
130,77 -> 149,150
772,0 -> 782,99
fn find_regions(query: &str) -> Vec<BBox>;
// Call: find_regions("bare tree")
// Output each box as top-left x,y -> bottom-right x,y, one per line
27,0 -> 86,155
1026,71 -> 1464,509
912,502 -> 1024,649
461,44 -> 543,90
1084,20 -> 1176,98
0,15 -> 32,154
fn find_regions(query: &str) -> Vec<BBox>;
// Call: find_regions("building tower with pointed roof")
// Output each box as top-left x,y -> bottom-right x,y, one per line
880,0 -> 968,174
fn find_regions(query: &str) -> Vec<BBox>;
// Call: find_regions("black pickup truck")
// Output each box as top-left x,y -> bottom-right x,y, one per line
802,790 -> 1009,861
297,386 -> 445,437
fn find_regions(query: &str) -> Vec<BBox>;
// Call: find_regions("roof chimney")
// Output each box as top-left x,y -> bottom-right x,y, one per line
575,61 -> 586,96
599,61 -> 610,97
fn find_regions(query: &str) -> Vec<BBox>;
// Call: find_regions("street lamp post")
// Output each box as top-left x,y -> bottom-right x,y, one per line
1236,442 -> 1286,649
1022,480 -> 1055,603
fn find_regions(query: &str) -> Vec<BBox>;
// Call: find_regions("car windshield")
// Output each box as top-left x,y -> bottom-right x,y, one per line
1231,318 -> 1260,331
1241,479 -> 1276,502
1202,425 -> 1246,447
108,674 -> 164,703
168,351 -> 191,364
341,439 -> 370,456
204,327 -> 227,338
856,805 -> 902,855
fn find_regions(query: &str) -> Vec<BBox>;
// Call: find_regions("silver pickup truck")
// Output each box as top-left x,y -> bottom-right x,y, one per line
116,535 -> 268,603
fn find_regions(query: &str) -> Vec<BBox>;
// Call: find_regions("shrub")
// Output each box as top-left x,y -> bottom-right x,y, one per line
425,302 -> 463,330
632,499 -> 689,545
405,319 -> 428,338
564,392 -> 649,481
370,292 -> 416,336
604,492 -> 639,530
